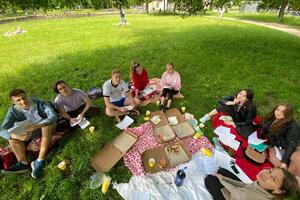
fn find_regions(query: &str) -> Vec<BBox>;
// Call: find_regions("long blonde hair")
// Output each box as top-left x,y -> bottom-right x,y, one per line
130,60 -> 140,80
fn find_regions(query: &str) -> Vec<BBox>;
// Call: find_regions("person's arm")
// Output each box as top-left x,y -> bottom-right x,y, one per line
58,107 -> 72,121
78,97 -> 92,119
235,104 -> 257,126
0,108 -> 15,140
221,176 -> 246,187
281,122 -> 299,165
34,101 -> 58,128
171,72 -> 181,90
219,95 -> 235,105
104,96 -> 126,112
161,72 -> 168,87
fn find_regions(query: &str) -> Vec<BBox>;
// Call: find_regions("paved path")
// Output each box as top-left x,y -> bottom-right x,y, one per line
209,16 -> 300,38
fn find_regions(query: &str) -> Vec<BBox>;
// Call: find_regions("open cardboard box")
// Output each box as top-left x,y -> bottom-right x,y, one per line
91,130 -> 137,172
149,110 -> 169,128
141,140 -> 191,173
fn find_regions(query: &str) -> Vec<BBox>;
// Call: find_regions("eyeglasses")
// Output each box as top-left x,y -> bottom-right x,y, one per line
134,64 -> 140,69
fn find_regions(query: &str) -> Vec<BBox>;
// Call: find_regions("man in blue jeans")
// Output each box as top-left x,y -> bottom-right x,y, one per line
0,89 -> 57,179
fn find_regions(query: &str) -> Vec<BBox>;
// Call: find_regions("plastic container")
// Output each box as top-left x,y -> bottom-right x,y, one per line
101,175 -> 112,194
174,169 -> 186,186
90,172 -> 104,189
212,137 -> 223,151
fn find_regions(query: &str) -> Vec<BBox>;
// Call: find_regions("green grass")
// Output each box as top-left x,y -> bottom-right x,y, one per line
222,12 -> 300,28
0,14 -> 300,200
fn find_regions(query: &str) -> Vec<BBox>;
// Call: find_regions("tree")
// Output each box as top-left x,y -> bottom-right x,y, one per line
173,0 -> 204,16
259,0 -> 300,19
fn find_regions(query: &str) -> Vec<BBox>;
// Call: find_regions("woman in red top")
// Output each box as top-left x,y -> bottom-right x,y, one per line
130,61 -> 149,98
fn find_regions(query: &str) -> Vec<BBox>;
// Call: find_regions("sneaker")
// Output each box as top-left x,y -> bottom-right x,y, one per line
31,160 -> 45,179
1,161 -> 29,174
163,106 -> 169,113
160,104 -> 165,110
199,114 -> 210,123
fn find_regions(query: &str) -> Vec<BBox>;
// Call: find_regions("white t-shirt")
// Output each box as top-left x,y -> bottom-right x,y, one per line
103,79 -> 129,102
54,89 -> 87,112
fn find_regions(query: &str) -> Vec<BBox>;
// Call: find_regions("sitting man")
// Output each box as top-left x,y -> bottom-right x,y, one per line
103,69 -> 140,121
0,89 -> 57,179
53,80 -> 99,127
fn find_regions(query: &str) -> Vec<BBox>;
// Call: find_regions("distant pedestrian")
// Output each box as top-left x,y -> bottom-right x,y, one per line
119,9 -> 126,26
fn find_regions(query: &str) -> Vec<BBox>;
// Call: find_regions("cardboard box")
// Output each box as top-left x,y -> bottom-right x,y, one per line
141,141 -> 191,173
149,110 -> 168,128
91,130 -> 137,172
165,108 -> 185,124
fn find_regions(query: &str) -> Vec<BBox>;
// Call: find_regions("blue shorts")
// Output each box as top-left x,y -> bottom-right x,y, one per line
111,97 -> 126,107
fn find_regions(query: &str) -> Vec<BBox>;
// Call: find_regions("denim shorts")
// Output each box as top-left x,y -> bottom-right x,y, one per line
111,97 -> 126,107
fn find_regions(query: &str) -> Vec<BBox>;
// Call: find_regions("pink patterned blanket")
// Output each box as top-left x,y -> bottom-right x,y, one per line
123,122 -> 214,176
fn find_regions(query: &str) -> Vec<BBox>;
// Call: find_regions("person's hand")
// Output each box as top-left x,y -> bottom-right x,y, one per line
233,98 -> 240,104
119,107 -> 127,113
224,120 -> 236,128
216,174 -> 224,180
70,118 -> 78,125
11,132 -> 32,141
280,163 -> 287,169
78,113 -> 84,120
26,124 -> 40,132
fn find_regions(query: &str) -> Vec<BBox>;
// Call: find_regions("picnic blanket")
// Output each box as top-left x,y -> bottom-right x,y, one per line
212,113 -> 272,181
115,151 -> 253,200
123,122 -> 213,176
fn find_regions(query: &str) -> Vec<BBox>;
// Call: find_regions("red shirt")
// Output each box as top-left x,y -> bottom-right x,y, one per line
132,69 -> 149,90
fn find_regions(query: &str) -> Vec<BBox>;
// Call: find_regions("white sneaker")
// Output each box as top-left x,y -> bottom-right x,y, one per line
199,114 -> 210,123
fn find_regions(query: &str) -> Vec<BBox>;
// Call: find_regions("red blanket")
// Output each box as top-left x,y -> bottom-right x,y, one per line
212,113 -> 272,181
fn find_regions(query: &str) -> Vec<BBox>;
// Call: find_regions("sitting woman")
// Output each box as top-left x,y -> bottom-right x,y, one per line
130,61 -> 150,99
160,63 -> 182,112
205,167 -> 299,200
261,103 -> 300,180
199,89 -> 257,139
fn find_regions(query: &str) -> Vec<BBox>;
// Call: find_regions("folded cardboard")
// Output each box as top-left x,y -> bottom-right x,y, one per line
141,140 -> 191,173
165,108 -> 185,124
91,130 -> 137,172
172,121 -> 195,139
154,125 -> 176,143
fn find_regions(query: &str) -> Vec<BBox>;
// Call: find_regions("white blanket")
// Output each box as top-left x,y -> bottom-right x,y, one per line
114,151 -> 252,200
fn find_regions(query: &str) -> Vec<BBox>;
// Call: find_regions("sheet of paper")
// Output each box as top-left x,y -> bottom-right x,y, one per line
70,116 -> 82,127
248,131 -> 267,145
219,134 -> 240,151
124,105 -> 134,111
167,116 -> 178,125
250,143 -> 268,152
150,115 -> 161,124
213,126 -> 231,137
116,115 -> 134,130
78,118 -> 90,129
8,119 -> 31,135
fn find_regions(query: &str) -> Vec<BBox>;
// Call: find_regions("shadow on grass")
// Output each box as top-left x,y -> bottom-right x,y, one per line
1,20 -> 300,199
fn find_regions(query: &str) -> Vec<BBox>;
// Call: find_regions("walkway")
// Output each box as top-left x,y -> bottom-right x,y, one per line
209,16 -> 300,38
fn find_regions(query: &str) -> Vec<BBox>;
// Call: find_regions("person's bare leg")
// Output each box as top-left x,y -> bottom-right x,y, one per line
38,123 -> 55,160
160,96 -> 165,106
105,107 -> 128,117
288,147 -> 300,177
207,109 -> 218,117
166,99 -> 172,108
9,139 -> 27,163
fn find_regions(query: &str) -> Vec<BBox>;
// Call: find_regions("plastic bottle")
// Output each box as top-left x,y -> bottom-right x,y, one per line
101,175 -> 112,194
174,169 -> 186,186
212,137 -> 223,151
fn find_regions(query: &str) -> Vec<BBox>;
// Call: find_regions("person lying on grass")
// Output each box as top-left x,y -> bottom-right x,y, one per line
159,63 -> 182,112
205,167 -> 299,200
0,89 -> 57,179
53,80 -> 100,128
199,89 -> 257,139
260,103 -> 300,185
103,69 -> 140,122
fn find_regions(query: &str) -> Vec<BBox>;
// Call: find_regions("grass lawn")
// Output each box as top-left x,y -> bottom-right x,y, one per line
0,14 -> 300,200
222,12 -> 300,28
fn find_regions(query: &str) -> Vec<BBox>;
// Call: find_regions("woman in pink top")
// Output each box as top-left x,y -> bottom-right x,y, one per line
160,63 -> 181,111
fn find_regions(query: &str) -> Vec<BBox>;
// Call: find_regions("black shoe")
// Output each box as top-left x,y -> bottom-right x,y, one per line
2,161 -> 29,174
160,105 -> 165,110
162,105 -> 170,112
129,109 -> 140,116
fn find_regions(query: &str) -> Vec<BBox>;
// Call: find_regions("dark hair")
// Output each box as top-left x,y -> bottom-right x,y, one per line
245,89 -> 254,102
53,80 -> 67,93
167,63 -> 174,68
263,103 -> 294,133
9,89 -> 26,98
112,69 -> 121,76
277,168 -> 299,199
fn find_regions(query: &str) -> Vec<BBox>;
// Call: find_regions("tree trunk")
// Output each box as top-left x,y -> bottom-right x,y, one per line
163,0 -> 165,12
173,3 -> 176,13
146,3 -> 149,14
278,0 -> 289,19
